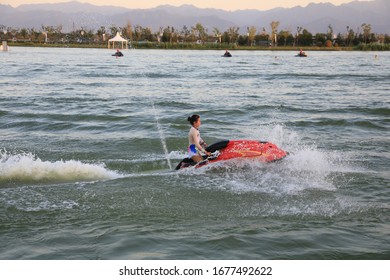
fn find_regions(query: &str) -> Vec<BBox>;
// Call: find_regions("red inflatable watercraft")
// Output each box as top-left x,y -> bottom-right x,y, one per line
175,140 -> 288,170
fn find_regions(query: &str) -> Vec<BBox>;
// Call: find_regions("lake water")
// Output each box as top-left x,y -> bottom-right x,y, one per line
0,47 -> 389,259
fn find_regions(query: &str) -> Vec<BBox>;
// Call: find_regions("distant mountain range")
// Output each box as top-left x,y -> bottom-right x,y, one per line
0,0 -> 389,34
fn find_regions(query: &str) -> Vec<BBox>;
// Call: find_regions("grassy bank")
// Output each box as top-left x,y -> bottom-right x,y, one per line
5,41 -> 389,51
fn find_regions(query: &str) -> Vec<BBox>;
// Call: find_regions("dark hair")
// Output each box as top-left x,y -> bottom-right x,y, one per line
187,114 -> 200,125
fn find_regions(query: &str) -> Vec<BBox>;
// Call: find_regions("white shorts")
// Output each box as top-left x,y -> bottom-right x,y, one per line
188,144 -> 197,158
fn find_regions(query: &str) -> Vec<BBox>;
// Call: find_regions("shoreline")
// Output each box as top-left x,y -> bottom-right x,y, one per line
4,42 -> 389,51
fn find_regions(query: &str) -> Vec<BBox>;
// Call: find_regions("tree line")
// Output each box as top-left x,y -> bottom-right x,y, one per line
1,21 -> 389,49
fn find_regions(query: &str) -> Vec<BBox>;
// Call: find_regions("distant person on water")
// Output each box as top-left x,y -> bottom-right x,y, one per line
297,48 -> 307,57
223,49 -> 232,57
187,114 -> 210,163
114,49 -> 123,57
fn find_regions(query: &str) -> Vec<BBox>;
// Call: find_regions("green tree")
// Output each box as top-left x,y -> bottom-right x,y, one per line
133,25 -> 142,41
171,26 -> 178,43
298,29 -> 313,46
142,27 -> 153,41
255,30 -> 270,46
213,27 -> 222,44
335,33 -> 344,47
162,26 -> 171,43
181,25 -> 191,42
361,23 -> 372,43
194,23 -> 207,43
315,33 -> 327,46
384,34 -> 390,44
109,25 -> 119,37
96,26 -> 107,42
20,28 -> 28,39
29,27 -> 39,42
224,26 -> 239,44
270,21 -> 280,46
278,30 -> 291,46
122,21 -> 133,41
247,26 -> 257,46
346,26 -> 355,46
327,24 -> 333,40
295,26 -> 303,45
286,33 -> 295,46
237,35 -> 246,46
190,26 -> 197,43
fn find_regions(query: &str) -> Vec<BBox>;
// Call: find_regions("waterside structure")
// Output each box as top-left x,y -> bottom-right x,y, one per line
0,41 -> 8,51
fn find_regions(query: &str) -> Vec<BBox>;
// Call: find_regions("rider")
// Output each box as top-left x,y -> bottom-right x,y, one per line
187,114 -> 211,163
115,49 -> 123,56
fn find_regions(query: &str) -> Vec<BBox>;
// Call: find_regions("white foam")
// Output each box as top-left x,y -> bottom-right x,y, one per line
0,150 -> 121,183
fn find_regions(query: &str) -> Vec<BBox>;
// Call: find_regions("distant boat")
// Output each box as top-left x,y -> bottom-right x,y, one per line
112,50 -> 124,57
222,50 -> 232,57
296,51 -> 307,57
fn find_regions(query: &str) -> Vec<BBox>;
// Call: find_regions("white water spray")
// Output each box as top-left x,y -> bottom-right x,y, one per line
0,150 -> 121,183
151,102 -> 172,170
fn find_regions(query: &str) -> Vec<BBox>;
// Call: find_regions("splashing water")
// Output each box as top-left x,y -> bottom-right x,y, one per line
151,102 -> 172,170
0,150 -> 121,184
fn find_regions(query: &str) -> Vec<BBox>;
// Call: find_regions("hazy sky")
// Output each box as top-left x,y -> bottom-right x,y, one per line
2,0 -> 366,11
